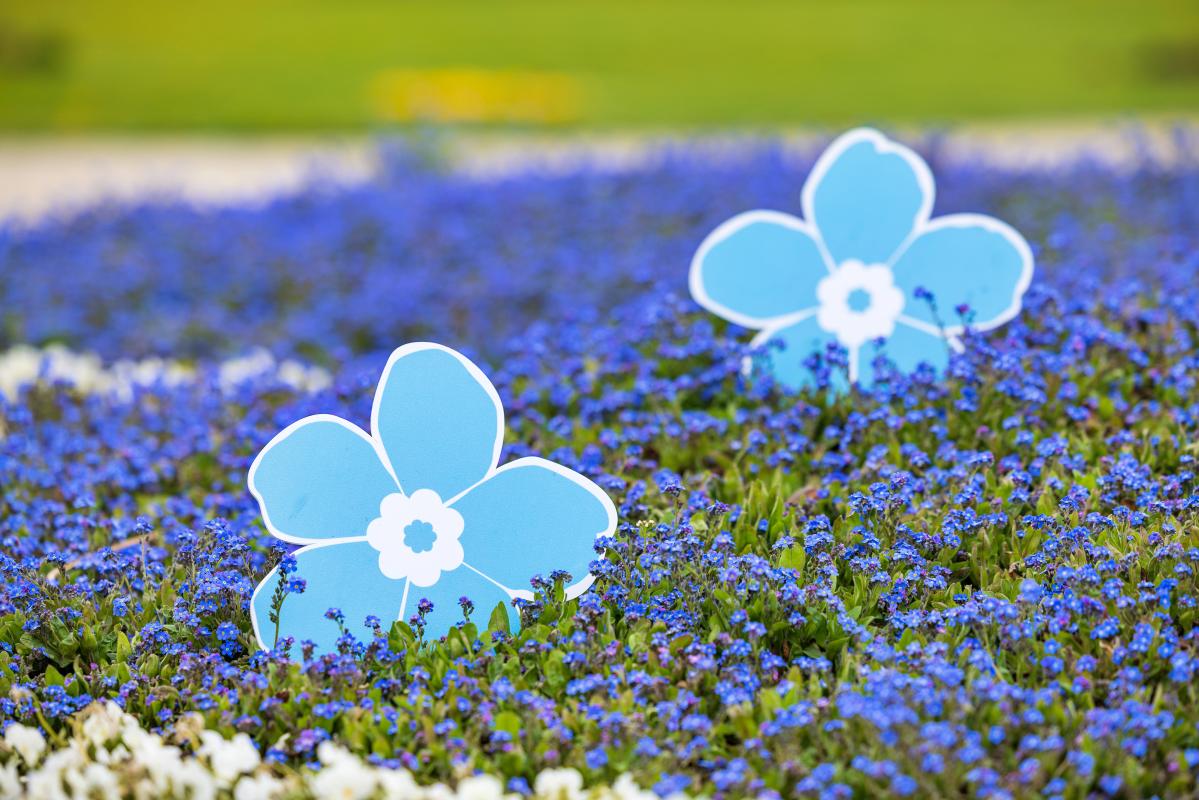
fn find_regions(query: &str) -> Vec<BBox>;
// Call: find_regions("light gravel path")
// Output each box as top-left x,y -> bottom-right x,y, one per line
0,120 -> 1194,225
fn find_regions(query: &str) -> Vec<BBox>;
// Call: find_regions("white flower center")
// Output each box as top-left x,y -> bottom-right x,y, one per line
366,489 -> 465,587
815,260 -> 906,349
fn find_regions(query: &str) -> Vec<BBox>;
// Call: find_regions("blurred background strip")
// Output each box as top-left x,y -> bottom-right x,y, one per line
1,0 -> 1197,131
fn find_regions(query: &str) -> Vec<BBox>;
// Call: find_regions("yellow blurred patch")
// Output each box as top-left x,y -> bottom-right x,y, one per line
370,68 -> 582,124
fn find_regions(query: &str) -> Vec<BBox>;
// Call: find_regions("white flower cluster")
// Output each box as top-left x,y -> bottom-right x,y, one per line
0,703 -> 683,800
0,345 -> 331,402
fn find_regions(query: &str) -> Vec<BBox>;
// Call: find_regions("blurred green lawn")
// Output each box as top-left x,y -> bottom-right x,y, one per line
1,0 -> 1197,131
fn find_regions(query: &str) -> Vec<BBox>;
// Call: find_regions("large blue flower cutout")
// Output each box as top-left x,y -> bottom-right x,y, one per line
248,342 -> 617,654
690,128 -> 1034,389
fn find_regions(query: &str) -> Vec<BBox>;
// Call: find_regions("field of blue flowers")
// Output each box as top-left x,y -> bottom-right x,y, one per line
2,135 -> 1199,799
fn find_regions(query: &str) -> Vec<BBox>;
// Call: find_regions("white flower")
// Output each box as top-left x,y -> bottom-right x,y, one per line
233,772 -> 286,800
198,731 -> 260,785
456,774 -> 505,800
0,344 -> 335,403
277,359 -> 333,393
315,742 -> 354,767
423,782 -> 457,800
81,703 -> 126,749
311,761 -> 380,800
123,733 -> 183,791
3,724 -> 46,765
0,703 -> 685,800
312,744 -> 380,800
64,762 -> 121,800
376,766 -> 423,800
166,759 -> 217,800
26,747 -> 85,800
533,768 -> 584,800
366,489 -> 465,586
815,259 -> 906,348
25,768 -> 61,800
610,774 -> 657,800
0,762 -> 20,799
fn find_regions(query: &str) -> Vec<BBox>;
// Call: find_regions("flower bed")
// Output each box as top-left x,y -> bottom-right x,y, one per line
0,701 -> 668,799
2,139 -> 1199,798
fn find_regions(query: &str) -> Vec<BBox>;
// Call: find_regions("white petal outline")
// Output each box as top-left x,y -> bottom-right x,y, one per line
448,455 -> 618,603
696,128 -> 1031,388
246,413 -> 395,546
853,318 -> 966,387
369,341 -> 505,492
689,209 -> 831,330
748,316 -> 966,389
248,343 -> 619,651
895,316 -> 968,355
248,540 -> 403,652
800,126 -> 935,264
888,213 -> 1035,336
751,319 -> 859,383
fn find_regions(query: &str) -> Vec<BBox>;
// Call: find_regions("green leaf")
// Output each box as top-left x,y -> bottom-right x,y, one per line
388,620 -> 415,650
44,664 -> 65,686
115,631 -> 132,661
669,633 -> 693,654
81,625 -> 99,655
1036,488 -> 1057,515
487,602 -> 511,635
778,545 -> 806,571
494,711 -> 521,736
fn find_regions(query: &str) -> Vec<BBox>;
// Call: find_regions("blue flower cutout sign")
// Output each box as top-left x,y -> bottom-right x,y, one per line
690,128 -> 1034,388
248,342 -> 617,654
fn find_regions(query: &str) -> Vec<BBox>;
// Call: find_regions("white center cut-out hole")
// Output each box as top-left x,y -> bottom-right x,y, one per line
366,489 -> 465,587
816,260 -> 905,348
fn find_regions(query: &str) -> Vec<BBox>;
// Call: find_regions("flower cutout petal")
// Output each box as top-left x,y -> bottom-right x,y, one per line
749,315 -> 849,393
249,416 -> 398,543
250,541 -> 403,655
690,211 -> 828,327
855,321 -> 951,389
890,214 -> 1034,333
248,343 -> 618,654
451,457 -> 616,597
405,566 -> 517,638
802,128 -> 933,266
692,128 -> 1033,393
372,343 -> 503,501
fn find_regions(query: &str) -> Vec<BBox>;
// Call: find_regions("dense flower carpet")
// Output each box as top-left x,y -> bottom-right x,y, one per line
2,138 -> 1199,798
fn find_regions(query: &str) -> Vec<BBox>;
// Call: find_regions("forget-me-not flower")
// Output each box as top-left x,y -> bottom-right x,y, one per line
690,128 -> 1033,388
249,342 -> 617,653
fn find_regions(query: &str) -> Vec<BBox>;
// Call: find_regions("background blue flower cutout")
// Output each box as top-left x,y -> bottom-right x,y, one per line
690,127 -> 1034,389
248,342 -> 618,654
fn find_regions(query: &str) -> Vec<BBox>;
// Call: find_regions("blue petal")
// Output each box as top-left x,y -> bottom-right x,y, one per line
803,129 -> 932,266
890,215 -> 1033,331
404,565 -> 517,639
251,541 -> 403,656
249,416 -> 397,542
855,322 -> 951,388
372,344 -> 503,501
450,457 -> 615,596
750,315 -> 849,393
690,212 -> 828,326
